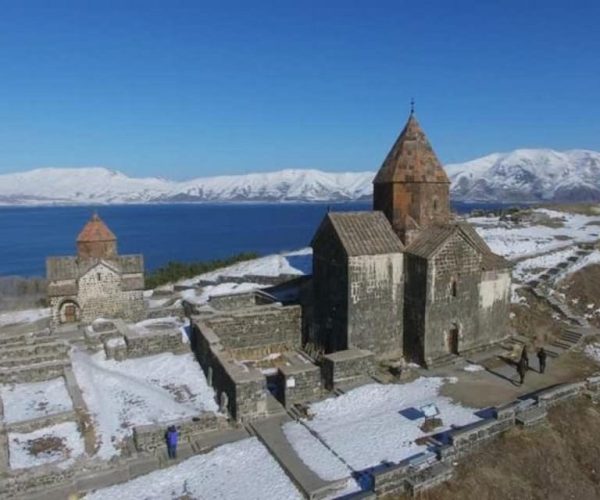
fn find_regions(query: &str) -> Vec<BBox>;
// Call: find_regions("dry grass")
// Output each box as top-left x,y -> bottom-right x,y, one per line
556,264 -> 600,328
392,398 -> 600,500
536,203 -> 600,216
510,288 -> 562,345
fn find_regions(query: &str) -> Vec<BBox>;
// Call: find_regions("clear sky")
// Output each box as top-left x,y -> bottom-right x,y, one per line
0,1 -> 599,178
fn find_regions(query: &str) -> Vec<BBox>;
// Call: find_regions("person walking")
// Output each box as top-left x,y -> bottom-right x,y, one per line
166,425 -> 179,459
537,348 -> 547,374
517,357 -> 527,385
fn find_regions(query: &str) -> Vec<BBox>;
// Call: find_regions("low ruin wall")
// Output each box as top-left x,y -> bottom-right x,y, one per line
124,329 -> 183,358
276,363 -> 322,407
191,321 -> 268,422
133,413 -> 228,452
321,348 -> 375,390
201,304 -> 301,352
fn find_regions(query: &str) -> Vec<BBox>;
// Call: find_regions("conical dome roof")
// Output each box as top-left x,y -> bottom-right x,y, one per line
76,213 -> 116,243
374,113 -> 450,184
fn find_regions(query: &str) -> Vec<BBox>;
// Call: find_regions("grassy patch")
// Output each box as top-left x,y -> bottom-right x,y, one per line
145,252 -> 259,289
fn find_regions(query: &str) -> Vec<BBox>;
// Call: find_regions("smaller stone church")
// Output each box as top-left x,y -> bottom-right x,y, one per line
47,213 -> 145,329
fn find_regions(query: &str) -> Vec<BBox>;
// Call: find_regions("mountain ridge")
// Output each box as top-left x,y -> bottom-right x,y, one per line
1,148 -> 599,205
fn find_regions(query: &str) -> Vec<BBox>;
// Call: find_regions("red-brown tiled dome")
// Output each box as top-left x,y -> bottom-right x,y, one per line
76,213 -> 117,259
374,113 -> 450,184
77,213 -> 116,243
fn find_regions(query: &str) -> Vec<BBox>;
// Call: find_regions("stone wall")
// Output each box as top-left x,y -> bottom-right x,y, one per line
207,290 -> 275,311
124,329 -> 183,358
477,269 -> 512,346
202,304 -> 301,353
311,224 -> 349,353
132,413 -> 228,452
191,321 -> 268,422
276,362 -> 322,407
321,348 -> 375,390
347,253 -> 403,357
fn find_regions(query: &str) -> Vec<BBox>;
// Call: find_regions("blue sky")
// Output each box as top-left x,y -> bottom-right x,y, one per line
0,1 -> 599,178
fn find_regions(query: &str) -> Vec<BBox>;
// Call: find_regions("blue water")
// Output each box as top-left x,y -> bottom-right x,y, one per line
0,202 -> 513,277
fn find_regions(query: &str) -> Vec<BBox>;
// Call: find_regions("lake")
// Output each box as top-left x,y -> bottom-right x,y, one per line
0,202 -> 513,277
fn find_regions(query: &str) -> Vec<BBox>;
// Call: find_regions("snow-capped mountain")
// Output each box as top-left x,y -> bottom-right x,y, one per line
0,168 -> 374,205
447,149 -> 600,202
0,149 -> 598,205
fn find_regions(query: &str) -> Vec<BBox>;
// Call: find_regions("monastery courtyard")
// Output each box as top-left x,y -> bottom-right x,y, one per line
0,285 -> 599,499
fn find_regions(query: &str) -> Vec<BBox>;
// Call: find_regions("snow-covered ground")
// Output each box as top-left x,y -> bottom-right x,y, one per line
554,250 -> 600,283
288,377 -> 479,472
472,209 -> 600,261
584,343 -> 600,364
130,316 -> 184,334
0,377 -> 73,424
179,282 -> 266,305
179,252 -> 305,287
8,421 -> 84,469
85,437 -> 302,500
283,422 -> 361,496
0,307 -> 50,328
70,350 -> 218,459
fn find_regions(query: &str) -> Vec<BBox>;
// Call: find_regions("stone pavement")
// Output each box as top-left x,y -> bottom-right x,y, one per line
250,413 -> 348,500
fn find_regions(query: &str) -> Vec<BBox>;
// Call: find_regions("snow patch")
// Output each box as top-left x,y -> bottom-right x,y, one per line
8,422 -> 84,469
0,378 -> 73,424
70,350 -> 217,459
85,437 -> 301,500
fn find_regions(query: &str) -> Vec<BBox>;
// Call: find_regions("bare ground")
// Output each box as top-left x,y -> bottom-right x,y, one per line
557,263 -> 600,328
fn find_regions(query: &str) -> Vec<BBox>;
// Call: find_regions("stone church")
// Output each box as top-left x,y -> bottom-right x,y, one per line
311,111 -> 511,366
47,213 -> 145,329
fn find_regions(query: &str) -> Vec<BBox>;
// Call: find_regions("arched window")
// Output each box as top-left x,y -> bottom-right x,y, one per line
433,198 -> 438,212
451,279 -> 458,298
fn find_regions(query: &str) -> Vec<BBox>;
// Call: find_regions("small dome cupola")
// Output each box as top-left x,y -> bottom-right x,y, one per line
76,212 -> 118,259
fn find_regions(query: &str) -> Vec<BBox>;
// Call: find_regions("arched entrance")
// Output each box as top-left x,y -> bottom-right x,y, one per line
59,300 -> 80,324
447,323 -> 460,355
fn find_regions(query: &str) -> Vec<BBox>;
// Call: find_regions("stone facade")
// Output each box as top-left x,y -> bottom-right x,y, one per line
404,224 -> 511,366
311,212 -> 405,356
46,214 -> 145,329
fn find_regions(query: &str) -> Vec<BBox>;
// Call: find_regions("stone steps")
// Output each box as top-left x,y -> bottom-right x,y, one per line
0,341 -> 69,360
0,352 -> 70,369
0,358 -> 70,383
550,340 -> 574,351
0,332 -> 54,348
516,407 -> 547,427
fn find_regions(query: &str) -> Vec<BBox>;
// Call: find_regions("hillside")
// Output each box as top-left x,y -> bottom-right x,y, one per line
0,149 -> 599,205
403,397 -> 600,500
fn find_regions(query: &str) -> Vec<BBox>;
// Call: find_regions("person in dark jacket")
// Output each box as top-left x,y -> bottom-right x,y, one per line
166,425 -> 179,459
537,348 -> 547,374
517,357 -> 527,385
521,346 -> 529,370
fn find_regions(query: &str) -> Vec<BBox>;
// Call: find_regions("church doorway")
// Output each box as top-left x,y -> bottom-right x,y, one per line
447,324 -> 460,355
60,301 -> 80,324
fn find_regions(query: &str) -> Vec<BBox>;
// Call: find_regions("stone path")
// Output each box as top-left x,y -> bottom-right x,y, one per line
250,414 -> 348,500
